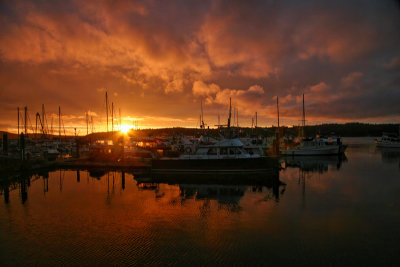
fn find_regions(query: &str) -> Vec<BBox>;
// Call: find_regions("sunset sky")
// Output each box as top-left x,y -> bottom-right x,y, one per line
1,0 -> 399,134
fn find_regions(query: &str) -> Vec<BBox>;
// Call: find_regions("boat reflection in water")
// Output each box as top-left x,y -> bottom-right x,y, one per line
283,154 -> 348,173
134,168 -> 286,205
377,147 -> 400,166
0,167 -> 285,205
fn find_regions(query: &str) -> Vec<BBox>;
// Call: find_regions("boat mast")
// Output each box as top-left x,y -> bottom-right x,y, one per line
277,96 -> 280,130
200,99 -> 204,129
277,96 -> 280,155
59,105 -> 61,142
233,106 -> 236,127
255,111 -> 257,128
106,91 -> 108,133
301,93 -> 306,137
17,107 -> 19,138
51,117 -> 53,136
119,108 -> 121,130
86,111 -> 89,135
111,102 -> 114,136
302,93 -> 305,128
42,104 -> 45,135
228,97 -> 231,128
24,106 -> 27,136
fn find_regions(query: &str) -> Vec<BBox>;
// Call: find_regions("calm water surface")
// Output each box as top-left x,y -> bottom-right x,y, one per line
1,138 -> 399,266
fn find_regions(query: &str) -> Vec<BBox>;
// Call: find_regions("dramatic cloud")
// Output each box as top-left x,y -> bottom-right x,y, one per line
0,0 -> 399,132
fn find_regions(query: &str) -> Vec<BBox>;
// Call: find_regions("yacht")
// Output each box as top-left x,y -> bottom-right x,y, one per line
282,94 -> 345,156
282,137 -> 341,156
376,132 -> 400,148
151,98 -> 278,172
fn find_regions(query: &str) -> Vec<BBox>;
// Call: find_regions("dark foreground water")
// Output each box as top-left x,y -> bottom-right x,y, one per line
1,138 -> 399,266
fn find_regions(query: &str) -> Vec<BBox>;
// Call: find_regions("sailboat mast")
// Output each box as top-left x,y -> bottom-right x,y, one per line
86,111 -> 89,135
24,106 -> 27,135
42,104 -> 46,135
106,92 -> 108,133
119,108 -> 121,130
237,108 -> 239,127
200,99 -> 204,129
58,106 -> 61,142
302,93 -> 305,128
276,96 -> 280,155
111,102 -> 114,134
255,111 -> 258,128
17,107 -> 20,138
277,96 -> 280,129
233,107 -> 236,127
91,116 -> 94,133
228,97 -> 231,128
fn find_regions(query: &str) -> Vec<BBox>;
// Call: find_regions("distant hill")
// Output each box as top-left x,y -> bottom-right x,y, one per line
1,123 -> 399,140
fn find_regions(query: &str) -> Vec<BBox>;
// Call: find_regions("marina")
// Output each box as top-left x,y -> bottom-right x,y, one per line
1,138 -> 399,266
1,0 -> 399,265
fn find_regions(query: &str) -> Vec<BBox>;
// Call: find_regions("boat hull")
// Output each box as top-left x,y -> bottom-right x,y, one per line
282,146 -> 340,156
376,142 -> 400,148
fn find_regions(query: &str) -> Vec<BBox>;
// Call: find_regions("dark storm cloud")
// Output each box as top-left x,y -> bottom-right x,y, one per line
0,0 -> 399,131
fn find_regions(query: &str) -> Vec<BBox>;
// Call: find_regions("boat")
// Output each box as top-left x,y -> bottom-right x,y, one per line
282,137 -> 342,156
44,148 -> 59,161
153,137 -> 278,172
319,135 -> 348,153
281,94 -> 345,156
376,131 -> 400,148
152,98 -> 278,172
240,137 -> 270,157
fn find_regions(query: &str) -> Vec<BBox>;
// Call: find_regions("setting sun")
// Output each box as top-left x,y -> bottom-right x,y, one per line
120,124 -> 133,134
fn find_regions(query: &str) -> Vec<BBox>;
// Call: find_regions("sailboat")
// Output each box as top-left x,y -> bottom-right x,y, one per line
282,94 -> 345,156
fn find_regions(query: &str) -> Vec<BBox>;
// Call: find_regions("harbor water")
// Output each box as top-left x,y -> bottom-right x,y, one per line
1,138 -> 399,266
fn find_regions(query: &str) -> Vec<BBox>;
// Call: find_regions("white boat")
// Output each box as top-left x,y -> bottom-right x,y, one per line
152,98 -> 278,172
179,138 -> 260,160
240,137 -> 269,157
376,132 -> 400,148
319,135 -> 348,153
282,94 -> 344,156
282,137 -> 341,156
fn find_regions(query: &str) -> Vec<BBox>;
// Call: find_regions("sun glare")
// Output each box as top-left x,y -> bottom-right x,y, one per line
120,124 -> 133,134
